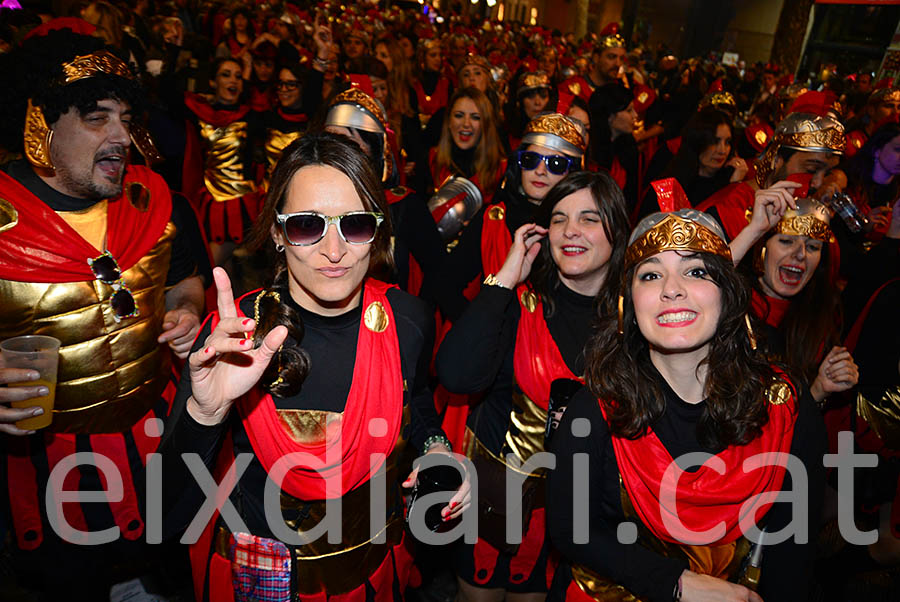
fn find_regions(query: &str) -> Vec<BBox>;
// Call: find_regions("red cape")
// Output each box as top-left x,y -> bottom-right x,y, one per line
696,180 -> 755,241
0,166 -> 172,282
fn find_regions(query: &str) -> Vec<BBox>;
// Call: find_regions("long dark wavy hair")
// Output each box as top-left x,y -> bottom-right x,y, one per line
529,171 -> 630,317
585,251 -> 776,449
746,234 -> 840,382
663,107 -> 734,185
244,132 -> 393,397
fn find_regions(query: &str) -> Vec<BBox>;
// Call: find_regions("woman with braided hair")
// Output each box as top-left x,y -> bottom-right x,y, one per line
160,132 -> 469,601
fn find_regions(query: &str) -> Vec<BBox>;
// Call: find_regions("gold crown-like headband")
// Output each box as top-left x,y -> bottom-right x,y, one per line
775,214 -> 834,243
625,213 -> 732,269
523,113 -> 586,155
873,89 -> 900,104
697,91 -> 736,112
773,199 -> 835,243
61,50 -> 134,84
600,34 -> 625,49
755,125 -> 845,188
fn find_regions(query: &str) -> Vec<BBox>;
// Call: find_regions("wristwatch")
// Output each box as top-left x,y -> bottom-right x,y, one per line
483,273 -> 511,289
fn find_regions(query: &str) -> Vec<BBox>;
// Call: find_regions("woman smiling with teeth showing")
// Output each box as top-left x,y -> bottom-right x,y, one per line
729,175 -> 859,405
547,208 -> 827,602
437,170 -> 630,601
435,114 -> 588,323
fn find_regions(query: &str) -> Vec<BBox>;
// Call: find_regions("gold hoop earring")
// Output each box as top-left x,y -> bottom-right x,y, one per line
617,294 -> 625,336
744,313 -> 757,351
24,100 -> 54,170
753,245 -> 767,274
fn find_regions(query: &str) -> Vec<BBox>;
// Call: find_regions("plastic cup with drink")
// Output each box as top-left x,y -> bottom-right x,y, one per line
1,335 -> 61,430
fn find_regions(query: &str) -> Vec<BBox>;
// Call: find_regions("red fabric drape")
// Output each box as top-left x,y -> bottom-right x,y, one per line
600,374 -> 797,546
0,167 -> 171,281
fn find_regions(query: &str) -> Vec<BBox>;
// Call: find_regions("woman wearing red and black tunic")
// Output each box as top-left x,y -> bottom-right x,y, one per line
435,113 -> 587,323
412,38 -> 452,132
548,209 -> 827,601
158,133 -> 469,602
429,87 -> 506,206
436,171 -> 629,600
182,57 -> 262,267
728,177 -> 859,407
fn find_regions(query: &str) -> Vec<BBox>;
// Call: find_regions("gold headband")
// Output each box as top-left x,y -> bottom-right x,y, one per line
523,113 -> 586,156
459,53 -> 491,75
778,127 -> 846,153
774,198 -> 835,243
755,124 -> 846,188
61,50 -> 133,84
873,88 -> 900,104
774,215 -> 834,243
518,71 -> 551,95
625,213 -> 732,269
697,91 -> 736,112
600,34 -> 625,49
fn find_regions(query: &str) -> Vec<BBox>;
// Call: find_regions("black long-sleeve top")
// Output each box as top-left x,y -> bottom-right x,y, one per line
433,186 -> 537,322
436,282 -> 594,455
388,189 -> 446,299
547,375 -> 827,602
157,284 -> 445,540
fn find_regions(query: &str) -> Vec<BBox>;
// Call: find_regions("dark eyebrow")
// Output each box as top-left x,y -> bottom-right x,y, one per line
85,105 -> 132,117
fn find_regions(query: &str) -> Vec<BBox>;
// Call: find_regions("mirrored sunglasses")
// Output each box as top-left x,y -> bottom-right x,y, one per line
275,211 -> 384,246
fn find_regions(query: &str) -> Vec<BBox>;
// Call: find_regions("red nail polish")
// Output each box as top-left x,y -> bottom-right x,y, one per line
204,347 -> 211,354
450,502 -> 458,508
240,339 -> 249,346
242,319 -> 251,326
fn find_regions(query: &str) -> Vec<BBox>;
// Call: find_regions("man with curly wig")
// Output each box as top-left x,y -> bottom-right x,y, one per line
0,25 -> 209,599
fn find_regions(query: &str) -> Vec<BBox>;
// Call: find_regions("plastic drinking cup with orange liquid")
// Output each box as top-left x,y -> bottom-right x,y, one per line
1,335 -> 61,430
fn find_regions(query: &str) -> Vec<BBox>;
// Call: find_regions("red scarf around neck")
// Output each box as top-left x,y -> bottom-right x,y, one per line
751,288 -> 791,329
600,373 -> 797,546
184,92 -> 251,128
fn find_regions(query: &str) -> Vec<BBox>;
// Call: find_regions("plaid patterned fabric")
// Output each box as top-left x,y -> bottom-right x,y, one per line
230,532 -> 292,602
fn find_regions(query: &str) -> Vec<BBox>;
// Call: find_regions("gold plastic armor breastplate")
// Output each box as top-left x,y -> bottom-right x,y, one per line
264,128 -> 303,178
199,119 -> 257,203
0,222 -> 176,434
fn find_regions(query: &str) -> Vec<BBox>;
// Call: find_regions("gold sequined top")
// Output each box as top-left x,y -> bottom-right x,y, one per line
264,128 -> 303,180
198,119 -> 257,203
